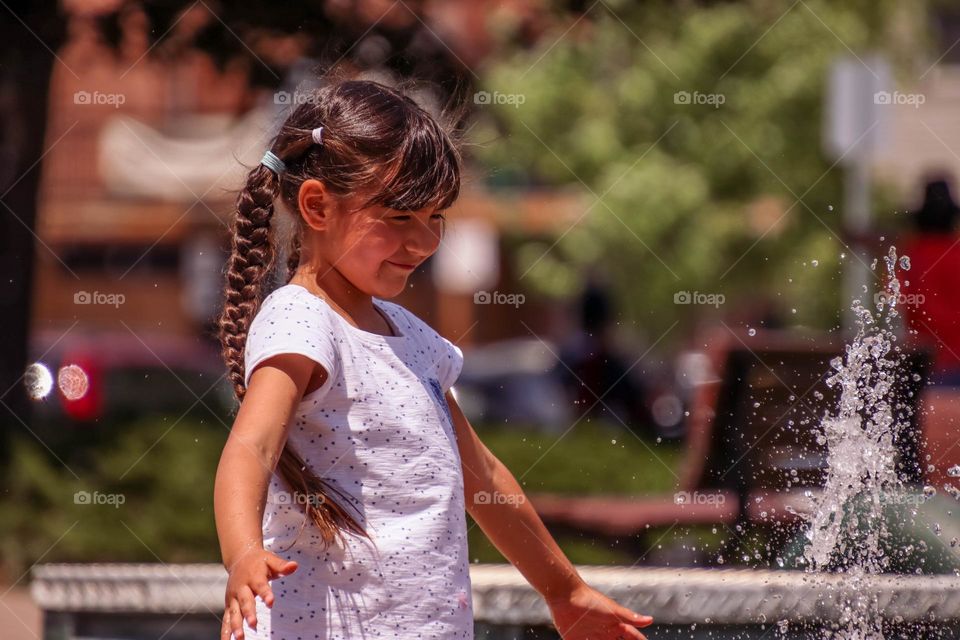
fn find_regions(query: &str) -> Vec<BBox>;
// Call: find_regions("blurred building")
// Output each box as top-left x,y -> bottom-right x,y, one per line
31,1 -> 581,355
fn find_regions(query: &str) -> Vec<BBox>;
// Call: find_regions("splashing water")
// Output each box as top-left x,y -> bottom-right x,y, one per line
799,246 -> 917,640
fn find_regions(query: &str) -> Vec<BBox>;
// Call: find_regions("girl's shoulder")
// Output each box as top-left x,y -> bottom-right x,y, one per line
244,284 -> 343,389
253,284 -> 345,328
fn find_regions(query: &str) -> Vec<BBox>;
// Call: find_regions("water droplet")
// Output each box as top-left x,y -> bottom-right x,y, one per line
948,465 -> 960,478
923,485 -> 937,498
827,205 -> 834,211
748,327 -> 757,337
811,259 -> 819,267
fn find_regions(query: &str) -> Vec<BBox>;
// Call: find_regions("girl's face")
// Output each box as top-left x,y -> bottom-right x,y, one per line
319,193 -> 446,298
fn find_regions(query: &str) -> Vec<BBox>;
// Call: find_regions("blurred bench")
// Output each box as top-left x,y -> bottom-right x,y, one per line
529,328 -> 932,542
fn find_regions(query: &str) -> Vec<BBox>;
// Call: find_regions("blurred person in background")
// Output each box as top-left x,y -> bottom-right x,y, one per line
901,175 -> 960,386
556,269 -> 654,436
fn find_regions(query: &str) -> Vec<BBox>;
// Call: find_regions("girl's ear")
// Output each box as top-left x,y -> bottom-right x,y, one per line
298,179 -> 333,231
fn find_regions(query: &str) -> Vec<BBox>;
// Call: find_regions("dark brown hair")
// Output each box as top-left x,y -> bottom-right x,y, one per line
217,77 -> 464,550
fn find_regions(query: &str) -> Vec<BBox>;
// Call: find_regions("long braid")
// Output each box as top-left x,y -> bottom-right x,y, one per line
219,164 -> 278,399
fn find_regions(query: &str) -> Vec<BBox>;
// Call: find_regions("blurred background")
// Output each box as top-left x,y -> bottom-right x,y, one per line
5,0 -> 960,638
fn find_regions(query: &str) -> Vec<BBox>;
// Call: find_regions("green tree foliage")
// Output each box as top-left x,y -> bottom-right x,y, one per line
471,0 -> 922,339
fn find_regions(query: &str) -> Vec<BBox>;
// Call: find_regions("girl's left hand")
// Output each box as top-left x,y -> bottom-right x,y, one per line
545,582 -> 654,640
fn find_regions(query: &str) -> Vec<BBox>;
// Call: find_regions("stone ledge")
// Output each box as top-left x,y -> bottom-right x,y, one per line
29,563 -> 960,625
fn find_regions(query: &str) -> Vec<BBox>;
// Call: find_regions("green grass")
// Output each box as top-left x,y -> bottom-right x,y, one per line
467,419 -> 685,564
477,420 -> 683,495
0,415 -> 683,579
0,416 -> 225,581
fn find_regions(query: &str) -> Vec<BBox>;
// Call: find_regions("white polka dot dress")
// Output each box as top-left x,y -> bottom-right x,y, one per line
239,283 -> 472,639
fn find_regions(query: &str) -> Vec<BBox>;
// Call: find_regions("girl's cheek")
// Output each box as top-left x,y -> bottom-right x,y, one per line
374,232 -> 406,260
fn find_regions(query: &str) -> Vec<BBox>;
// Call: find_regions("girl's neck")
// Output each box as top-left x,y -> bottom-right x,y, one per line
289,268 -> 392,336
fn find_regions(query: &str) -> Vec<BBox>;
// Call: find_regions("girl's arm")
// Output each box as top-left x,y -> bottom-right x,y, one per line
214,353 -> 315,567
444,389 -> 583,599
445,390 -> 653,640
214,354 -> 319,639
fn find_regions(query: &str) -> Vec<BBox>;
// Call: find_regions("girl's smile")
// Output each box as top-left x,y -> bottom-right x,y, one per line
386,261 -> 417,271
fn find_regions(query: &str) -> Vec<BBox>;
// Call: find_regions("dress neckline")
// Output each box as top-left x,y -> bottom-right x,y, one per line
284,283 -> 407,344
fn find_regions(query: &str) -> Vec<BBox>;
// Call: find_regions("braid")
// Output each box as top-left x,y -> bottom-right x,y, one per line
218,164 -> 279,400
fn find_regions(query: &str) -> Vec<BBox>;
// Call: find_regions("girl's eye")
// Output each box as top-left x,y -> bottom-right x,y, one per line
389,213 -> 446,222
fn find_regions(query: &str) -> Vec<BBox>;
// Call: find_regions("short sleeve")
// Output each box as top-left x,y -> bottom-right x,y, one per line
243,291 -> 340,397
437,335 -> 464,393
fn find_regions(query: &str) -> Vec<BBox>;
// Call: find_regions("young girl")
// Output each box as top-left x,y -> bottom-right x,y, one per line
213,78 -> 654,640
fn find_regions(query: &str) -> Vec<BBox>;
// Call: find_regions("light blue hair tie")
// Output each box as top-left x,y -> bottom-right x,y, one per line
260,150 -> 286,175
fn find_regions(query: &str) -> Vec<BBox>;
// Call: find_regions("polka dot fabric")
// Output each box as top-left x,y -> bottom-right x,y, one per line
240,284 -> 471,639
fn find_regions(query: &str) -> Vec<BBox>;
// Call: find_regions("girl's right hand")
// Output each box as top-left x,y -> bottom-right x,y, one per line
222,549 -> 298,640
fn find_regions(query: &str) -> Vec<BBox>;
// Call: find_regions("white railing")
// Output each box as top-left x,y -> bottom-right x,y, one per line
30,562 -> 960,627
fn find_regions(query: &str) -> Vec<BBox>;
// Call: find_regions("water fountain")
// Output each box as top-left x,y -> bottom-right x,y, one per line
795,246 -> 957,639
